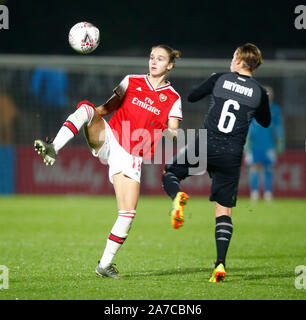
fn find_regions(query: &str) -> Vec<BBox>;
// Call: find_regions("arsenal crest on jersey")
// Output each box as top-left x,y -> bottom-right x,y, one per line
159,93 -> 167,102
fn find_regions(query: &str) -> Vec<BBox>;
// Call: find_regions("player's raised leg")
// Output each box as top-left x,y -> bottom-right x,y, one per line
34,100 -> 106,164
96,173 -> 140,278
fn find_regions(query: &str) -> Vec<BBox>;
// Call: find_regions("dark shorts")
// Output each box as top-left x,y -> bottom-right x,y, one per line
164,134 -> 242,208
206,160 -> 241,207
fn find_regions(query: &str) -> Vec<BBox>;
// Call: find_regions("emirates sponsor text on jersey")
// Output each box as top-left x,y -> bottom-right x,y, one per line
131,96 -> 161,115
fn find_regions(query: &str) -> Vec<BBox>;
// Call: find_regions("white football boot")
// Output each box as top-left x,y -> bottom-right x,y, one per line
34,139 -> 56,166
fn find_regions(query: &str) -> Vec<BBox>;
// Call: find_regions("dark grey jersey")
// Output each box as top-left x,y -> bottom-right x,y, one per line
188,72 -> 271,156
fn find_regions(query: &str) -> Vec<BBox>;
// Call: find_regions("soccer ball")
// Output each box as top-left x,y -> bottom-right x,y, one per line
68,22 -> 100,54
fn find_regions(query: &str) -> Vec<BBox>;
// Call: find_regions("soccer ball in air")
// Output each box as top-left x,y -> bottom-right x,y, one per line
68,22 -> 100,54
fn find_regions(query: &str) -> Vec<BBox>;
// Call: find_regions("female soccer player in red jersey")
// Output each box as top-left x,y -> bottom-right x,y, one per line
34,45 -> 182,278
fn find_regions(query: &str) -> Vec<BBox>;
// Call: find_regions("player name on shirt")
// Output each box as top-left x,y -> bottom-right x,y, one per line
223,80 -> 253,97
131,96 -> 161,115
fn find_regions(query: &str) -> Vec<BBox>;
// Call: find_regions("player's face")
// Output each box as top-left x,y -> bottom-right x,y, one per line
149,48 -> 173,77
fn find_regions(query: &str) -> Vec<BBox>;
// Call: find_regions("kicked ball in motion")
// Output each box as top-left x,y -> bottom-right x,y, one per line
68,22 -> 100,54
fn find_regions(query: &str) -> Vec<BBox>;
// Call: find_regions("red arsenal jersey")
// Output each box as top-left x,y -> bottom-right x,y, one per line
107,74 -> 182,159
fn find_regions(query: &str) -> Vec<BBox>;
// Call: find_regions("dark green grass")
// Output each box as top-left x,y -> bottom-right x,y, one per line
0,195 -> 305,300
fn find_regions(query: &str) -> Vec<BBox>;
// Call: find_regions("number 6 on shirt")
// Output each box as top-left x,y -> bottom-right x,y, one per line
217,99 -> 240,133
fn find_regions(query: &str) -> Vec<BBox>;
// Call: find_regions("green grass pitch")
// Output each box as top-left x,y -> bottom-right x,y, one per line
0,195 -> 305,300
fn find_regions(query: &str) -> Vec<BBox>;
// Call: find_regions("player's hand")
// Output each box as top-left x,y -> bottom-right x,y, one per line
163,128 -> 178,140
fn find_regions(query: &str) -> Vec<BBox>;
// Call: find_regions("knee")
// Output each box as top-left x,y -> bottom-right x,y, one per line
95,106 -> 105,117
162,165 -> 178,181
164,164 -> 172,173
162,171 -> 172,183
163,164 -> 181,176
163,164 -> 188,181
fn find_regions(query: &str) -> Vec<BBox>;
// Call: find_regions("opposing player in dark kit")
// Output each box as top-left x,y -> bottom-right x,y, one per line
162,43 -> 271,282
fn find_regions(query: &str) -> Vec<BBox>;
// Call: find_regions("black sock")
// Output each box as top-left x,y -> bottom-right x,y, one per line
215,215 -> 233,268
162,172 -> 181,200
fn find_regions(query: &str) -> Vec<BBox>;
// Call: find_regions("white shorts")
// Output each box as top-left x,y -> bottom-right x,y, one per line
91,119 -> 142,184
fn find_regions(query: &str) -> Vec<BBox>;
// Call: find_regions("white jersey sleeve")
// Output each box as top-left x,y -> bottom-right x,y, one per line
168,97 -> 183,120
113,75 -> 129,98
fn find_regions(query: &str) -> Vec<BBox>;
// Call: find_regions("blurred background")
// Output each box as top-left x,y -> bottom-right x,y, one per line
0,0 -> 305,198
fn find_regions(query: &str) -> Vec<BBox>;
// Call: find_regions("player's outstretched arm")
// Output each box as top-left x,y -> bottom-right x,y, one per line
96,93 -> 123,117
188,73 -> 222,102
